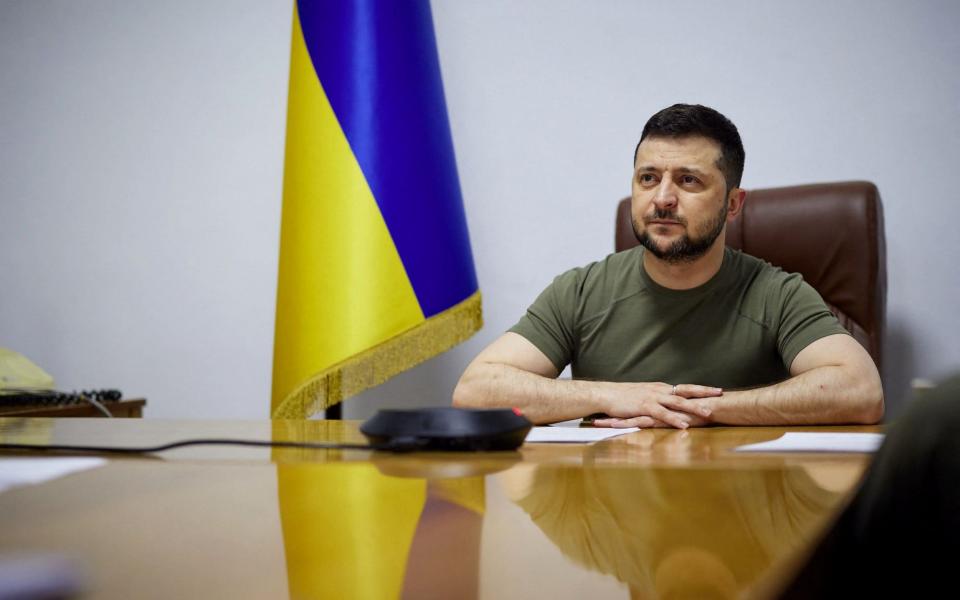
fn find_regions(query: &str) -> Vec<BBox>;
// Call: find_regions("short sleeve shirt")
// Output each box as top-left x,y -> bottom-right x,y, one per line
509,247 -> 849,389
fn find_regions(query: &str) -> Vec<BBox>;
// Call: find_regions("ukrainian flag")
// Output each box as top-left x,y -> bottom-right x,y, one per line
272,0 -> 481,418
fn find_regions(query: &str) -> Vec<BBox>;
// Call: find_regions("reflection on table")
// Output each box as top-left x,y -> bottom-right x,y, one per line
502,452 -> 840,597
0,418 -> 875,599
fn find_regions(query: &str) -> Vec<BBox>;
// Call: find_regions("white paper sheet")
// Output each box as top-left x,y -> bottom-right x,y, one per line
525,426 -> 640,443
734,432 -> 884,453
0,458 -> 107,495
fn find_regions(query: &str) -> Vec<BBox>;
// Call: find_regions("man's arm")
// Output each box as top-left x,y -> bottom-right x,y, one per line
595,334 -> 884,428
713,334 -> 884,425
452,332 -> 719,427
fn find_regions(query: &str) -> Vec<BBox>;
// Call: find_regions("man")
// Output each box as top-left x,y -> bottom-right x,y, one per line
453,104 -> 883,428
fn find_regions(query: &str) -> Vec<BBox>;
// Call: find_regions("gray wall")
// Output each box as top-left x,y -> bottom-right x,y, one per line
2,0 -> 958,420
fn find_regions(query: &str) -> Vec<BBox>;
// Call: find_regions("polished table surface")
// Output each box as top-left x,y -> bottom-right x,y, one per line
0,418 -> 880,599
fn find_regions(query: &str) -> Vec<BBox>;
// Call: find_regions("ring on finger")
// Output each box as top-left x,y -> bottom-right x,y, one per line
671,384 -> 677,396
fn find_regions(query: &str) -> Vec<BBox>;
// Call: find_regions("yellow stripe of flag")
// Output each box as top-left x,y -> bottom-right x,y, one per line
271,7 -> 425,416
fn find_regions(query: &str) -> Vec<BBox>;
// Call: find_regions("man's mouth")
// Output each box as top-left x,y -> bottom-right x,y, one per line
645,210 -> 685,227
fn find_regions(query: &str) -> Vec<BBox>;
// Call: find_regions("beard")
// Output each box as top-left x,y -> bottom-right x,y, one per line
633,199 -> 728,263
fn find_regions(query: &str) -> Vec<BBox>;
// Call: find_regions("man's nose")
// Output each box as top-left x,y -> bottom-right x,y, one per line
653,178 -> 678,210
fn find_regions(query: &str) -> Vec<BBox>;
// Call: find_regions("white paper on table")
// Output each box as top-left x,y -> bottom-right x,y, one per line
524,426 -> 640,443
734,432 -> 884,453
0,458 -> 107,495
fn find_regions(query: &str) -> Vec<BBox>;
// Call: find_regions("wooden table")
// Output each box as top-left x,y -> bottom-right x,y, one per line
0,419 -> 879,599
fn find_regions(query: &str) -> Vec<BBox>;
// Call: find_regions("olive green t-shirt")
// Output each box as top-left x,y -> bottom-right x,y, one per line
509,247 -> 848,389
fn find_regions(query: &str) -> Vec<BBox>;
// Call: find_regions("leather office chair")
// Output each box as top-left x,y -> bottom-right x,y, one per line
615,181 -> 886,371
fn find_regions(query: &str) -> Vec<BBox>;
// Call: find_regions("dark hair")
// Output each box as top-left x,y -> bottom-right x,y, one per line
634,104 -> 745,191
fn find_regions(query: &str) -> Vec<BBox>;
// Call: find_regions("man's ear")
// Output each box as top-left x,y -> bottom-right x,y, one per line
726,188 -> 746,221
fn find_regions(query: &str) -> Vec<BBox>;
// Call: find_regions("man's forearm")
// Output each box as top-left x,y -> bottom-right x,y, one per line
453,362 -> 607,424
709,365 -> 884,425
453,361 -> 719,427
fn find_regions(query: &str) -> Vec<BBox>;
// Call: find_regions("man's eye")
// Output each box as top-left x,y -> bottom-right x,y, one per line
681,175 -> 700,185
639,173 -> 657,184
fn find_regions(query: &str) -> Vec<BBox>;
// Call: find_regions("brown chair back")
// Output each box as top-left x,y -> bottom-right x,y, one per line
615,181 -> 886,370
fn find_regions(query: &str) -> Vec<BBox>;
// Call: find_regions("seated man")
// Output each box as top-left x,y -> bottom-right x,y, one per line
453,103 -> 883,428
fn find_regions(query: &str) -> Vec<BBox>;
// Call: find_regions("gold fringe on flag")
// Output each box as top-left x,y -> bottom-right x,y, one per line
272,291 -> 482,419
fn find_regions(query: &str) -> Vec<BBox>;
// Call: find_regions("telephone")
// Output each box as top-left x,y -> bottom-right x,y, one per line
0,348 -> 121,410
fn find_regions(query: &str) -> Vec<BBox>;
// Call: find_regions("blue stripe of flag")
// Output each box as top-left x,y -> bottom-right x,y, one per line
296,0 -> 479,317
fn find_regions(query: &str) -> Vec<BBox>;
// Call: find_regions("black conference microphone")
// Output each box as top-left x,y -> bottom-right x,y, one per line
360,406 -> 532,451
